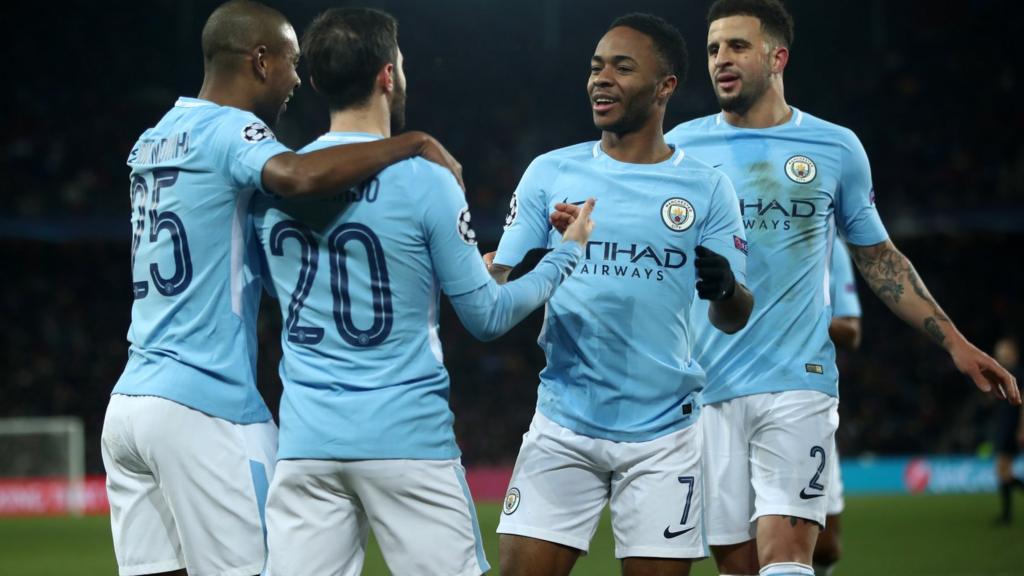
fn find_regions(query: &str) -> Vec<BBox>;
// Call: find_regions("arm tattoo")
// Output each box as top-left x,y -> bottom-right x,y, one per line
924,317 -> 946,345
852,241 -> 952,342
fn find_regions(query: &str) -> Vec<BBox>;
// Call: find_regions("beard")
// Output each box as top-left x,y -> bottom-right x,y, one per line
594,91 -> 657,135
716,68 -> 770,115
389,79 -> 407,133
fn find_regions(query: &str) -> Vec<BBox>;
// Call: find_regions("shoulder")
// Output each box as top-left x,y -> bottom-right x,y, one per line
530,141 -> 596,170
794,109 -> 863,152
675,153 -> 732,191
385,156 -> 462,201
665,114 -> 719,142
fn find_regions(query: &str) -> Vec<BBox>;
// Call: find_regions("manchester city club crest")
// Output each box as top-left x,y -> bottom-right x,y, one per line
661,198 -> 695,232
785,155 -> 817,183
503,487 -> 521,515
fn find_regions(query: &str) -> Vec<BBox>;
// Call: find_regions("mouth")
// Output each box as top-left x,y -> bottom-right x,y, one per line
591,94 -> 619,113
715,72 -> 740,92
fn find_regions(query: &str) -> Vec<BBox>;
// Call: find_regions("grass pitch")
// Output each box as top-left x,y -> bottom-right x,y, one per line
2,493 -> 1022,575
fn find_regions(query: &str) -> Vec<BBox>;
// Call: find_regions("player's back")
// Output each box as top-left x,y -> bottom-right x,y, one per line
253,132 -> 488,461
496,141 -> 747,441
115,97 -> 290,424
666,109 -> 887,403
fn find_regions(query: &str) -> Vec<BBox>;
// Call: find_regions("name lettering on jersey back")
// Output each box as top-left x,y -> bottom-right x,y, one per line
131,133 -> 190,165
740,198 -> 819,232
577,241 -> 686,282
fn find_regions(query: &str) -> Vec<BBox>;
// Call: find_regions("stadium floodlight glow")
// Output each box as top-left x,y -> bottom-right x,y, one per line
0,416 -> 86,516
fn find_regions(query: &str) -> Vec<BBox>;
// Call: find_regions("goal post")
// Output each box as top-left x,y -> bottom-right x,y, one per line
0,416 -> 86,516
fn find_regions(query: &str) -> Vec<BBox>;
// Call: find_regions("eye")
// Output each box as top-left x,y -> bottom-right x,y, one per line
616,66 -> 632,73
590,65 -> 602,73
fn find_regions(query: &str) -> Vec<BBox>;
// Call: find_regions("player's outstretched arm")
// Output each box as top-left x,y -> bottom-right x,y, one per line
695,245 -> 753,334
262,131 -> 463,198
454,199 -> 595,341
849,239 -> 1020,405
829,317 -> 862,350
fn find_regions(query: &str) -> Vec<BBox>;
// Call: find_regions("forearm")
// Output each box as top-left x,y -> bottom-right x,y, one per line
263,132 -> 426,198
708,283 -> 753,334
850,239 -> 960,350
451,242 -> 581,341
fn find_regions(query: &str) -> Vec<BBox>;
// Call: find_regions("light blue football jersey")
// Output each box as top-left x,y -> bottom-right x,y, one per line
114,97 -> 290,423
830,239 -> 861,319
495,141 -> 747,442
254,132 -> 579,461
666,108 -> 887,403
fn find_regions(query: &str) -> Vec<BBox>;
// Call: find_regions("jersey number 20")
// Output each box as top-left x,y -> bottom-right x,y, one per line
270,220 -> 393,347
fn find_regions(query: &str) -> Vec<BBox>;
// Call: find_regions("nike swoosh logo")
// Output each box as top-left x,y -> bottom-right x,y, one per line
560,197 -> 587,205
799,488 -> 824,500
663,526 -> 695,539
712,163 -> 724,168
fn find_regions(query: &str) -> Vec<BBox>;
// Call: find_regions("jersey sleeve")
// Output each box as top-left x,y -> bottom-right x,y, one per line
835,131 -> 888,246
449,242 -> 582,341
493,156 -> 556,268
214,110 -> 292,194
420,163 -> 493,297
698,172 -> 748,286
829,239 -> 862,318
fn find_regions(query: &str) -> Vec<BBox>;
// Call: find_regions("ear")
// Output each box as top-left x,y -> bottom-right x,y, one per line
252,45 -> 270,81
771,46 -> 789,75
658,74 -> 678,103
309,74 -> 319,94
379,62 -> 395,95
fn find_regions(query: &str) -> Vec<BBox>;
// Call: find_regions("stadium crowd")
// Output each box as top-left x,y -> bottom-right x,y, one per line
2,0 -> 1021,474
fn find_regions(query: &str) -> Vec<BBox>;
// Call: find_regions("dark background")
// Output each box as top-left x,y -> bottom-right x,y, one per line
2,0 -> 1021,473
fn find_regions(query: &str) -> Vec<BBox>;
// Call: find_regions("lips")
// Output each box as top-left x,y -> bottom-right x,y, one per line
591,94 -> 618,113
716,72 -> 740,91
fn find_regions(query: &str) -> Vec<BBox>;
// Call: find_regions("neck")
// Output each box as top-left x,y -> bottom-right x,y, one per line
600,114 -> 672,164
328,97 -> 390,137
197,71 -> 257,113
721,77 -> 791,128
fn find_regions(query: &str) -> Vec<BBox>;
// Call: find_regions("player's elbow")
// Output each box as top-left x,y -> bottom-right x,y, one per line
262,153 -> 319,199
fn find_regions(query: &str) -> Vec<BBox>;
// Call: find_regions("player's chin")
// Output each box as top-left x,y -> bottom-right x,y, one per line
592,113 -> 620,132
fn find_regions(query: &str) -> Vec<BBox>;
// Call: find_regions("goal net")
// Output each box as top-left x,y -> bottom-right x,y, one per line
0,416 -> 86,516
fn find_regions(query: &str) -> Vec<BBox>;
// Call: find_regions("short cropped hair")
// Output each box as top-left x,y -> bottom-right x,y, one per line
201,0 -> 290,66
302,7 -> 399,111
609,13 -> 688,84
707,0 -> 794,48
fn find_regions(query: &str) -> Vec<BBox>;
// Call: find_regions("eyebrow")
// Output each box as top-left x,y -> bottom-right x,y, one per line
591,55 -> 640,65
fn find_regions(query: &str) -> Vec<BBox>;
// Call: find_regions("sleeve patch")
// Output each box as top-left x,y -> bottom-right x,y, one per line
457,207 -> 478,245
503,193 -> 519,230
241,122 -> 275,143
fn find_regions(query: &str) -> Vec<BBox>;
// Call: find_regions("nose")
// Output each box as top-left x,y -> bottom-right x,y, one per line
713,48 -> 732,70
593,66 -> 615,87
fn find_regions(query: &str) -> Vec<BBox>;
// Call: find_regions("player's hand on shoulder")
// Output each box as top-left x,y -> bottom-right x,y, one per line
695,245 -> 736,301
560,198 -> 596,247
408,131 -> 464,191
949,340 -> 1021,406
550,202 -> 582,234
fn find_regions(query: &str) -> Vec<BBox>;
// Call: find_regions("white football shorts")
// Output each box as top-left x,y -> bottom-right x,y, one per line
701,390 -> 839,546
101,394 -> 277,576
266,458 -> 489,576
826,439 -> 844,516
496,412 -> 706,559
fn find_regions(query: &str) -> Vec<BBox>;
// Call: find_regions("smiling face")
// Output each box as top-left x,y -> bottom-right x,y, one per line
256,22 -> 301,126
706,15 -> 776,115
588,26 -> 672,135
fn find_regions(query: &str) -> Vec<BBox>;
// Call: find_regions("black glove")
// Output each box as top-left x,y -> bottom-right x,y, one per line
695,245 -> 736,301
509,248 -> 553,281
